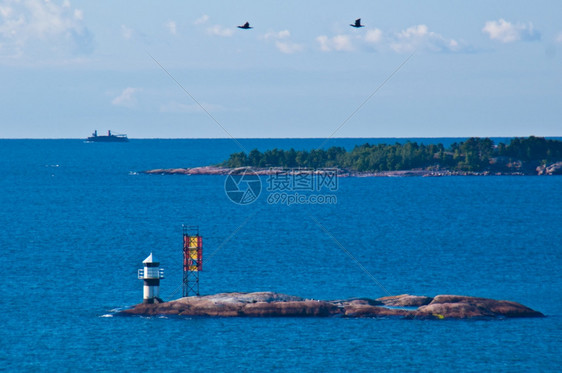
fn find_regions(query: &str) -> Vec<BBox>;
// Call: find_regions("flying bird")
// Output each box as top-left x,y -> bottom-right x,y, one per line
238,22 -> 252,29
350,18 -> 364,28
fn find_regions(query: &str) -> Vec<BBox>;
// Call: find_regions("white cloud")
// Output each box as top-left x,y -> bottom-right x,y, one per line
262,30 -> 304,54
160,101 -> 225,113
121,25 -> 133,40
316,36 -> 330,51
275,41 -> 304,54
0,5 -> 14,18
194,14 -> 209,25
206,25 -> 234,37
317,34 -> 354,52
390,24 -> 462,53
482,19 -> 540,43
555,32 -> 562,43
263,30 -> 290,40
112,87 -> 138,108
194,15 -> 232,38
166,20 -> 177,35
0,0 -> 93,59
317,25 -> 467,54
333,35 -> 354,51
364,29 -> 383,44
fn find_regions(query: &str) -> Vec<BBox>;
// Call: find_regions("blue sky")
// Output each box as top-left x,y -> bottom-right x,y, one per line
0,0 -> 561,138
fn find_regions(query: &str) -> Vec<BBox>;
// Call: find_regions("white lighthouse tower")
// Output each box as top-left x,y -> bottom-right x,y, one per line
138,253 -> 164,304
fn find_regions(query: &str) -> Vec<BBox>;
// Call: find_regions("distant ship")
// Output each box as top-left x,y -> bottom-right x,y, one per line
87,130 -> 128,142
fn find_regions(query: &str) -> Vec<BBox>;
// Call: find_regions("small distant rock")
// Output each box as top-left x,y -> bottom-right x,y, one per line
546,162 -> 562,175
537,162 -> 562,175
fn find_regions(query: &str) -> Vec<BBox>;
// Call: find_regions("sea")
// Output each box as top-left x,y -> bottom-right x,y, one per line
1,138 -> 561,372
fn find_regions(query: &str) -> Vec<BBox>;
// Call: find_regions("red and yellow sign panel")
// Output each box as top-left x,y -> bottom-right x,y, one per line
183,235 -> 202,271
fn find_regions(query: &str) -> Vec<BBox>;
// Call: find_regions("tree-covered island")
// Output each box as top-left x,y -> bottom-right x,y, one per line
220,136 -> 562,175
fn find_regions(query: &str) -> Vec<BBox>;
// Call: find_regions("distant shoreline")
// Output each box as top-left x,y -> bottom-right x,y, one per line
142,166 -> 561,177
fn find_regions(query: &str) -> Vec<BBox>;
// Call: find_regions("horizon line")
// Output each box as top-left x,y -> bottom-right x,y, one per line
1,135 -> 561,140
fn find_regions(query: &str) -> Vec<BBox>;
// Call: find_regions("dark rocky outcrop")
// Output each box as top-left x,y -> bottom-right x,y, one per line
119,292 -> 544,320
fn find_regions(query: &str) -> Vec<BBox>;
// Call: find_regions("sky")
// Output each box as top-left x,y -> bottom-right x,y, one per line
0,0 -> 561,138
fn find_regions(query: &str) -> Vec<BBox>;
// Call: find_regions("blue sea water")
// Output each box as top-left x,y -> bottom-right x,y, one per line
0,138 -> 561,372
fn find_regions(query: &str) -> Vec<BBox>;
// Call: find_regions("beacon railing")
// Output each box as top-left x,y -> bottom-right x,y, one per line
138,268 -> 165,279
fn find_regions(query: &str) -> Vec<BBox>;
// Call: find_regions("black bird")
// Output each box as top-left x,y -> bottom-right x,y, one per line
350,18 -> 364,28
238,22 -> 252,29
